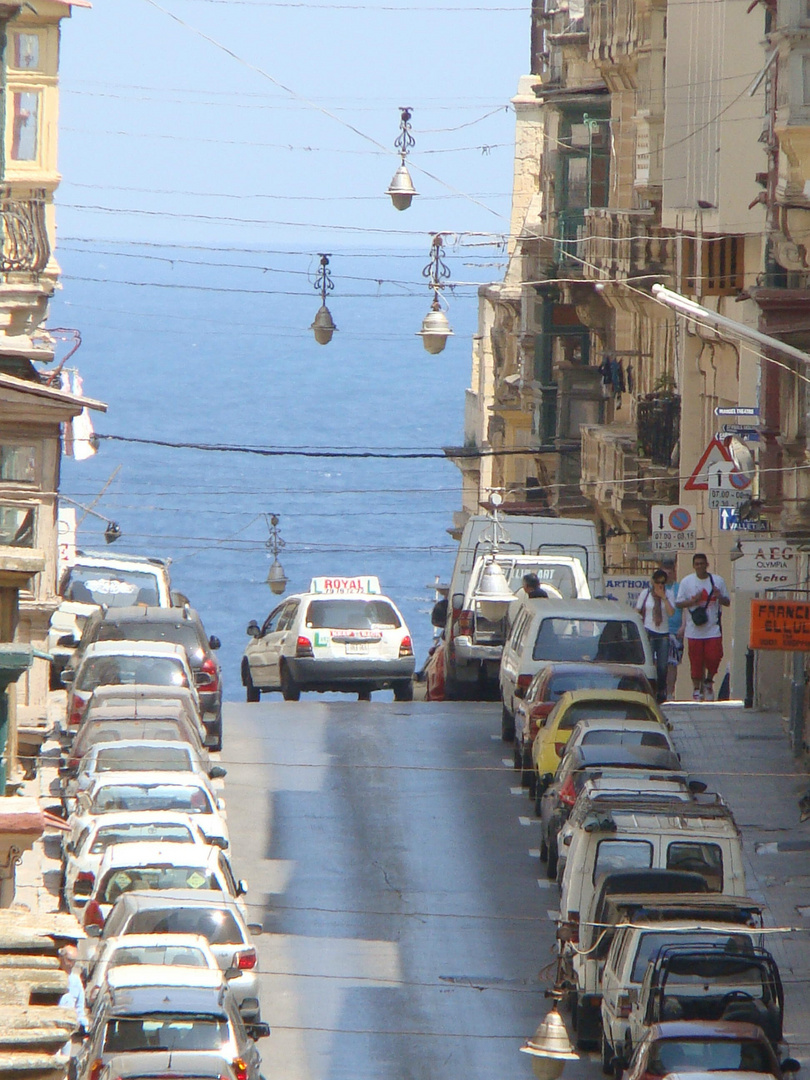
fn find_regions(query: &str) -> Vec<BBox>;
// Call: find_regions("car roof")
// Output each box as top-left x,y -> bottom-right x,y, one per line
81,703 -> 193,722
90,684 -> 197,702
556,689 -> 658,707
86,811 -> 199,830
95,605 -> 202,625
81,640 -> 188,660
568,745 -> 680,769
71,552 -> 169,570
649,1020 -> 770,1040
540,662 -> 649,677
107,965 -> 224,991
101,933 -> 212,952
97,842 -> 215,871
88,739 -> 195,756
572,719 -> 668,733
101,1052 -> 237,1079
90,771 -> 211,787
111,888 -> 244,916
522,598 -> 644,619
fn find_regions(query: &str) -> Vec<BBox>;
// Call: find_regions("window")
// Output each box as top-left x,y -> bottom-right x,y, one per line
99,865 -> 217,903
631,930 -> 753,982
681,236 -> 745,296
0,444 -> 36,482
129,907 -> 243,944
0,504 -> 34,547
103,1016 -> 229,1055
531,617 -> 646,664
666,841 -> 724,891
593,839 -> 653,881
580,729 -> 670,748
561,703 -> 659,727
11,91 -> 39,160
277,602 -> 299,632
62,565 -> 160,606
305,598 -> 401,629
12,33 -> 40,70
260,606 -> 283,636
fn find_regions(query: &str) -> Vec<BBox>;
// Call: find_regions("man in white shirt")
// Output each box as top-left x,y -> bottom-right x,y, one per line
675,552 -> 730,702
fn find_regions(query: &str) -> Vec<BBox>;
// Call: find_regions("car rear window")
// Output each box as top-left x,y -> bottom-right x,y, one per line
561,703 -> 657,729
666,841 -> 724,892
593,839 -> 653,882
91,784 -> 213,815
109,944 -> 208,968
78,720 -> 188,751
128,908 -> 243,944
305,599 -> 401,630
90,823 -> 194,854
96,621 -> 204,660
77,656 -> 188,692
580,730 -> 670,749
63,566 -> 160,607
631,930 -> 756,982
532,619 -> 645,665
103,1016 -> 228,1054
547,672 -> 650,699
99,866 -> 217,904
94,746 -> 192,772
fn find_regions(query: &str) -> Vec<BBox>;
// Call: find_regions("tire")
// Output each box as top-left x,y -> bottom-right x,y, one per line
393,680 -> 413,702
526,771 -> 537,800
539,832 -> 548,862
358,690 -> 371,702
601,1030 -> 614,1076
535,788 -> 544,818
513,743 -> 523,771
501,704 -> 515,743
244,666 -> 260,704
280,663 -> 301,702
210,725 -> 223,753
547,838 -> 558,880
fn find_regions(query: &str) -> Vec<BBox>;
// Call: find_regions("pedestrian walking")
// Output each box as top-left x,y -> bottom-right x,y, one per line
676,552 -> 730,702
659,556 -> 684,700
636,568 -> 675,702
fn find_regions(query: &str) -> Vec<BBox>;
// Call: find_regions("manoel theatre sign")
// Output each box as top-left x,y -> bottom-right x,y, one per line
750,600 -> 810,651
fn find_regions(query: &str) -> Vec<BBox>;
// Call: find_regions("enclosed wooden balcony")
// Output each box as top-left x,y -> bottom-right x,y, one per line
583,208 -> 674,285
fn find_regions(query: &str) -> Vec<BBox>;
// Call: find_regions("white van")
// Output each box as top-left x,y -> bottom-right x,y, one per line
443,513 -> 602,698
558,798 -> 746,934
499,598 -> 654,740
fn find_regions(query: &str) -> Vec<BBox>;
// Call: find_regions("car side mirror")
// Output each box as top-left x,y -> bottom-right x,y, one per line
216,798 -> 225,812
247,923 -> 264,936
781,1060 -> 801,1074
205,835 -> 228,850
688,779 -> 708,793
57,634 -> 77,648
208,765 -> 227,780
430,598 -> 448,628
64,841 -> 75,855
562,834 -> 572,846
247,1021 -> 271,1041
208,635 -> 221,650
237,879 -> 248,896
451,593 -> 464,616
60,669 -> 75,685
246,621 -> 261,638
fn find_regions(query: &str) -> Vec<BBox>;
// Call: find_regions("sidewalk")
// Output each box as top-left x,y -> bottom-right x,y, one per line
667,701 -> 810,1062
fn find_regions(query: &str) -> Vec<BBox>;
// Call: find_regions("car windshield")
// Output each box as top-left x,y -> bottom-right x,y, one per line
109,944 -> 208,968
548,672 -> 649,699
94,746 -> 192,772
103,1016 -> 228,1054
76,656 -> 188,692
305,599 -> 401,629
97,621 -> 204,662
99,866 -> 218,904
63,566 -> 160,607
89,823 -> 194,854
647,1038 -> 772,1075
128,908 -> 243,944
532,619 -> 645,665
77,721 -> 188,752
580,730 -> 670,748
500,561 -> 580,599
91,784 -> 213,815
632,931 -> 755,981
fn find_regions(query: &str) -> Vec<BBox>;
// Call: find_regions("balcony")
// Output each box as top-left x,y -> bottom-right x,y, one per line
555,209 -> 586,272
583,208 -> 674,285
0,189 -> 49,279
581,424 -> 639,513
637,395 -> 680,467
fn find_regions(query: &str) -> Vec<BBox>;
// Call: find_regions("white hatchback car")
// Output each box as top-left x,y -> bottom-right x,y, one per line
85,933 -> 221,1008
241,575 -> 415,702
65,739 -> 224,799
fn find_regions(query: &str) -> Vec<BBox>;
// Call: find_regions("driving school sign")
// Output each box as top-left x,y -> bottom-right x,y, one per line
750,600 -> 810,651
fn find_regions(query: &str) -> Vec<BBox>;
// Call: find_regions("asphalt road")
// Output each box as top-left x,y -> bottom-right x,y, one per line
220,699 -> 590,1080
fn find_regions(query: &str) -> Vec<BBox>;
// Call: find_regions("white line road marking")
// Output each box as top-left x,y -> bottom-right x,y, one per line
518,816 -> 533,827
529,849 -> 541,858
536,879 -> 553,889
490,734 -> 501,741
510,786 -> 524,796
502,758 -> 513,767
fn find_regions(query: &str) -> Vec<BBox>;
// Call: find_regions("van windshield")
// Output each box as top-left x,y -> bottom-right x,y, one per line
532,618 -> 645,665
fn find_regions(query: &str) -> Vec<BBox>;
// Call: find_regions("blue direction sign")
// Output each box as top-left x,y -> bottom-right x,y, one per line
718,507 -> 769,532
715,407 -> 760,416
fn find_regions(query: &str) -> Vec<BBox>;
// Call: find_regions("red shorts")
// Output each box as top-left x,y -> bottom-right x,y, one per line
687,636 -> 723,681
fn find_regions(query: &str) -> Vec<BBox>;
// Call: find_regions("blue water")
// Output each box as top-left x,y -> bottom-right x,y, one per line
51,242 -> 499,698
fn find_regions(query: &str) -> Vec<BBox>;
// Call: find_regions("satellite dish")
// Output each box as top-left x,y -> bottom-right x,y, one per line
726,436 -> 755,482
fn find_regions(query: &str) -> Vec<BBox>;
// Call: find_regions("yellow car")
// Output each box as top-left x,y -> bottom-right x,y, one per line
531,688 -> 668,788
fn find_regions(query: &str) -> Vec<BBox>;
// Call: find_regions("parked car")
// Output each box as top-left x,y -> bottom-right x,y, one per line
97,1051 -> 240,1080
64,740 -> 223,800
62,703 -> 209,775
531,690 -> 669,790
536,744 -> 683,877
69,770 -> 229,848
81,841 -> 247,931
48,551 -> 176,683
242,575 -> 414,702
97,889 -> 262,1022
621,1021 -> 799,1080
514,663 -> 654,786
500,599 -> 655,742
62,641 -> 197,733
564,718 -> 677,758
83,684 -> 204,734
62,810 -> 216,918
78,966 -> 269,1080
72,606 -> 223,750
85,933 -> 222,1007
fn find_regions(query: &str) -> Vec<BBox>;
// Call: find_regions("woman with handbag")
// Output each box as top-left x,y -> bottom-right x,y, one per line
636,569 -> 675,703
676,552 -> 730,702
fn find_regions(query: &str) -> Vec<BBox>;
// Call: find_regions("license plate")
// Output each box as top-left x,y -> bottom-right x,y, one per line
345,642 -> 370,655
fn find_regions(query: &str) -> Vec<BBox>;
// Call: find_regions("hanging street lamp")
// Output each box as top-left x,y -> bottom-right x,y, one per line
265,513 -> 288,595
386,107 -> 418,211
418,233 -> 453,355
310,254 -> 337,345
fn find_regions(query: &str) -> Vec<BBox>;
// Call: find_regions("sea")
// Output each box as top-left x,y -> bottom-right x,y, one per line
51,241 -> 501,699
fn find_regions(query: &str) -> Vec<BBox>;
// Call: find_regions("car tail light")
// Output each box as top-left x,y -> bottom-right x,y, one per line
516,674 -> 532,699
235,947 -> 257,970
554,740 -> 568,758
233,1060 -> 249,1080
617,992 -> 633,1018
456,610 -> 474,637
558,774 -> 577,807
198,657 -> 220,692
74,871 -> 95,896
83,899 -> 104,930
89,1059 -> 104,1080
399,636 -> 413,658
530,702 -> 554,720
68,704 -> 83,727
295,636 -> 314,658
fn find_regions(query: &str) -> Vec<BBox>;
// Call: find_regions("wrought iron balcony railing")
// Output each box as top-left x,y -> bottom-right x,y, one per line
0,188 -> 49,276
637,395 -> 680,467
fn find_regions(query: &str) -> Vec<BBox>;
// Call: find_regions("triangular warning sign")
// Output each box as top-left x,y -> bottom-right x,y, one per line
684,436 -> 733,491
